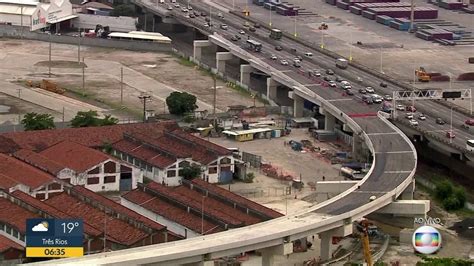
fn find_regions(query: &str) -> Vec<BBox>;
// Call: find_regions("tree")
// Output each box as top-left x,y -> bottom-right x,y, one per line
434,180 -> 453,200
180,165 -> 202,180
435,180 -> 466,211
166,92 -> 198,115
416,256 -> 472,266
71,110 -> 118,128
110,4 -> 137,17
21,112 -> 55,131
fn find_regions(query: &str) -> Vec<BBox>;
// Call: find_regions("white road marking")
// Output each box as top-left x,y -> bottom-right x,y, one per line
384,171 -> 412,174
367,132 -> 399,136
374,151 -> 415,154
326,98 -> 353,102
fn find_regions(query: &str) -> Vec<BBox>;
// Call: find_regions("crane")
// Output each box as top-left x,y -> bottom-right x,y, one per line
358,220 -> 374,266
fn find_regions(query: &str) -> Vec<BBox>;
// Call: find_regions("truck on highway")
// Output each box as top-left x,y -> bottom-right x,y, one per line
269,29 -> 282,40
336,58 -> 348,69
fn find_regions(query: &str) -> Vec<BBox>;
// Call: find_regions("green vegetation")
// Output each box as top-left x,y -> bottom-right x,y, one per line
110,4 -> 137,17
243,172 -> 255,183
434,180 -> 466,211
181,165 -> 202,180
416,256 -> 473,266
21,112 -> 55,131
166,92 -> 198,115
70,110 -> 119,128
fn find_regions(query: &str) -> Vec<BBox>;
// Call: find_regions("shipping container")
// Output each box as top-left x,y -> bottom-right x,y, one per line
337,1 -> 350,9
350,5 -> 362,14
375,15 -> 394,25
325,0 -> 337,5
264,3 -> 276,10
362,10 -> 376,19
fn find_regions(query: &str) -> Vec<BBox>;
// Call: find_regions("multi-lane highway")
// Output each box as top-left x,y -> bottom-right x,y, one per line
166,0 -> 473,152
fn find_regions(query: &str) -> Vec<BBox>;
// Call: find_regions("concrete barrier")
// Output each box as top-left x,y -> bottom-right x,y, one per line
0,25 -> 171,53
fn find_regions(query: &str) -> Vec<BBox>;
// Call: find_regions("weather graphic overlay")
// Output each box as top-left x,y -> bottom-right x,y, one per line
412,225 -> 442,255
26,218 -> 84,258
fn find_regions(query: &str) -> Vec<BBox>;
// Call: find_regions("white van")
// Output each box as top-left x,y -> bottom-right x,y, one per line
159,0 -> 164,3
304,52 -> 313,57
171,0 -> 176,3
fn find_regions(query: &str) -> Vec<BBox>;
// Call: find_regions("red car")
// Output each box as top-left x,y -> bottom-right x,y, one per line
465,119 -> 474,126
446,130 -> 455,139
406,106 -> 417,112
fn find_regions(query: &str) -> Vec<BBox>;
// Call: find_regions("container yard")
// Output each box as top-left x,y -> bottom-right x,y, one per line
253,0 -> 300,16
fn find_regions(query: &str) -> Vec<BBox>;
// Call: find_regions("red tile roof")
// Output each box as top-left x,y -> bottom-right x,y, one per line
0,173 -> 19,190
13,149 -> 66,176
112,139 -> 175,169
0,121 -> 179,152
45,192 -> 149,246
173,186 -> 261,225
0,154 -> 55,189
0,197 -> 40,233
122,189 -> 222,235
145,182 -> 243,226
71,186 -> 166,231
39,141 -> 110,173
0,235 -> 24,253
191,179 -> 283,219
10,190 -> 102,237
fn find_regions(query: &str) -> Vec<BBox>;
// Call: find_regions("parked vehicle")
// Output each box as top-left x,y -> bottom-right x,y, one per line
336,58 -> 348,69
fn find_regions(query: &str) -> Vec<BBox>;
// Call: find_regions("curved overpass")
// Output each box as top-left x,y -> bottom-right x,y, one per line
33,30 -> 419,264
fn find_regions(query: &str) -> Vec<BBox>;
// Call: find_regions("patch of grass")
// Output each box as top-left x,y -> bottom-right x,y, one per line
177,57 -> 196,67
64,86 -> 93,99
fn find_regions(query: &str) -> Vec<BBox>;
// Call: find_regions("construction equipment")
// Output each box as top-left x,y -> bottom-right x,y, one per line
318,22 -> 328,30
33,79 -> 65,94
357,220 -> 374,266
415,67 -> 431,82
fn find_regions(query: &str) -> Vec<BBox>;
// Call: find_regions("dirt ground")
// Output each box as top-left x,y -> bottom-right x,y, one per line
0,39 -> 261,124
213,128 -> 344,214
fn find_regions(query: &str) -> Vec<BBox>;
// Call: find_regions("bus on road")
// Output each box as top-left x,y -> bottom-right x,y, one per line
246,39 -> 262,52
269,29 -> 282,40
467,140 -> 474,152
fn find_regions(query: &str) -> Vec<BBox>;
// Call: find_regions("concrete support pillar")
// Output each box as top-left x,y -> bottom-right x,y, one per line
352,133 -> 364,161
400,179 -> 415,200
240,64 -> 252,85
319,225 -> 353,261
325,112 -> 336,131
216,52 -> 232,74
193,40 -> 211,62
293,93 -> 304,118
266,78 -> 278,101
259,243 -> 293,266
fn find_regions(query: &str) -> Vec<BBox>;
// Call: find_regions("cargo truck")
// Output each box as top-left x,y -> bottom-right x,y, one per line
336,58 -> 348,69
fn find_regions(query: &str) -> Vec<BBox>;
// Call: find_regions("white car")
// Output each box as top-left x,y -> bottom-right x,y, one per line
314,71 -> 321,77
181,7 -> 188,12
239,30 -> 245,35
271,54 -> 277,60
174,3 -> 180,8
405,113 -> 414,119
304,52 -> 313,57
167,5 -> 173,10
396,104 -> 405,111
418,113 -> 426,120
409,119 -> 419,126
328,81 -> 337,87
365,86 -> 375,93
188,6 -> 193,10
280,60 -> 288,66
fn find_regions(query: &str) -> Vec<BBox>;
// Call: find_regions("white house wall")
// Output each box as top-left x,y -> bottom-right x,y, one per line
121,197 -> 200,238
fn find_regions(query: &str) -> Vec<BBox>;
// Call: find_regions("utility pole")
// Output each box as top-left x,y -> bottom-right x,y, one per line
409,0 -> 415,32
201,196 -> 205,235
78,28 -> 81,63
82,57 -> 85,94
103,214 -> 107,252
120,67 -> 124,105
213,75 -> 217,116
138,93 -> 151,122
48,33 -> 52,77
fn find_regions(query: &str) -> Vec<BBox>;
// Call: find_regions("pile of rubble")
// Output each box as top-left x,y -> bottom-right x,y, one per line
260,163 -> 294,181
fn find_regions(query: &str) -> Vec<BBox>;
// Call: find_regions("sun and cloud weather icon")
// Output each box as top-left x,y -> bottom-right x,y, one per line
31,221 -> 49,232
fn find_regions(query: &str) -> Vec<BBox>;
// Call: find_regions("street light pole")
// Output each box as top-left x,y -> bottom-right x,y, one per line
450,107 -> 453,144
294,17 -> 297,37
321,31 -> 324,49
269,8 -> 272,27
349,31 -> 353,61
201,196 -> 205,235
48,33 -> 52,77
138,94 -> 151,122
120,67 -> 124,105
380,47 -> 383,73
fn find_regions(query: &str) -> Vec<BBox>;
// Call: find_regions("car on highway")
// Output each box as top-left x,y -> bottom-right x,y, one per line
436,118 -> 445,125
380,82 -> 388,88
371,94 -> 383,103
174,3 -> 180,8
271,54 -> 277,60
193,11 -> 199,17
461,123 -> 470,130
465,119 -> 474,126
254,23 -> 261,28
200,12 -> 207,16
205,17 -> 210,22
244,21 -> 250,27
362,95 -> 373,104
335,76 -> 343,82
365,86 -> 375,93
189,13 -> 195,18
396,104 -> 405,111
446,130 -> 455,138
235,34 -> 241,40
290,47 -> 297,52
304,52 -> 313,57
231,36 -> 238,41
275,46 -> 282,51
203,23 -> 210,27
296,56 -> 303,61
323,76 -> 331,81
239,30 -> 245,35
220,24 -> 228,30
293,59 -> 301,68
188,6 -> 193,10
280,60 -> 289,66
314,71 -> 321,77
340,81 -> 351,90
409,119 -> 419,126
405,113 -> 414,119
418,113 -> 426,120
326,69 -> 335,75
346,89 -> 354,95
383,94 -> 393,101
406,105 -> 416,112
328,81 -> 337,87
167,5 -> 173,10
249,27 -> 256,32
218,12 -> 224,18
359,88 -> 367,94
181,7 -> 188,12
